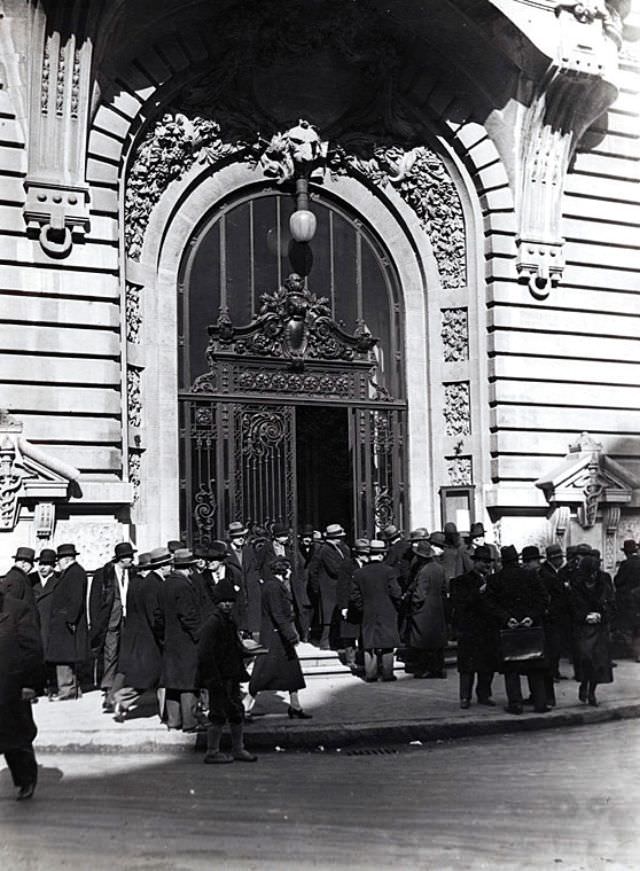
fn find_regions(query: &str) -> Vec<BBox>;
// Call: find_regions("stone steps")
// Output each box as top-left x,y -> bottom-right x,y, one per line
297,642 -> 457,678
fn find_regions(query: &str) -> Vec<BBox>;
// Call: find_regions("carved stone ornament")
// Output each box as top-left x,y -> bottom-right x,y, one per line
443,382 -> 471,437
194,273 -> 377,383
447,457 -> 473,486
126,282 -> 142,344
535,432 -> 640,529
0,409 -> 81,532
517,1 -> 632,298
127,367 -> 142,431
23,180 -> 91,258
441,308 -> 469,362
260,120 -> 328,183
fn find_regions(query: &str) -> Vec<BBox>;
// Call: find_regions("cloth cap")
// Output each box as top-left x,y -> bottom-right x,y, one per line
368,539 -> 387,554
353,538 -> 370,554
272,522 -> 289,538
521,545 -> 541,561
380,524 -> 402,542
167,540 -> 186,553
137,552 -> 152,570
500,545 -> 519,565
227,521 -> 248,539
211,578 -> 237,603
428,531 -> 446,548
469,522 -> 486,539
37,548 -> 57,565
56,543 -> 79,558
414,541 -> 434,559
408,527 -> 429,542
546,544 -> 563,559
114,542 -> 136,560
622,539 -> 638,553
173,548 -> 196,567
206,540 -> 228,561
148,547 -> 172,568
13,546 -> 35,563
325,524 -> 346,539
473,545 -> 493,562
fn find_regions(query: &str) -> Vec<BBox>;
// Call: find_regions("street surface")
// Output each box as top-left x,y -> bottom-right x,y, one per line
1,720 -> 638,871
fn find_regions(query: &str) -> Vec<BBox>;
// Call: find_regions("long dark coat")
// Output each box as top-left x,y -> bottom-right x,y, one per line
570,573 -> 614,684
385,539 -> 413,590
46,561 -> 89,664
0,566 -> 37,614
450,569 -> 499,673
330,552 -> 359,647
198,606 -> 249,686
225,542 -> 257,633
614,555 -> 640,628
117,572 -> 164,689
539,560 -> 572,659
29,570 -> 59,654
159,570 -> 201,690
349,562 -> 402,649
202,563 -> 245,629
89,561 -> 122,651
308,541 -> 351,625
260,540 -> 311,624
406,559 -> 448,651
485,563 -> 549,674
0,592 -> 44,753
249,577 -> 305,693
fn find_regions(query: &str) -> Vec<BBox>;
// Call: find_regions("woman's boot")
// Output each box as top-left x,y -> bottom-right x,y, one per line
588,682 -> 598,707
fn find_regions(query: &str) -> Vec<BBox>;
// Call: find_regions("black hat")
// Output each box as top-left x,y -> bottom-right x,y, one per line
380,524 -> 402,542
114,542 -> 136,561
13,546 -> 35,563
211,578 -> 238,603
622,539 -> 638,554
167,540 -> 186,554
137,552 -> 152,570
173,548 -> 196,567
546,544 -> 563,560
299,524 -> 315,537
206,540 -> 228,561
38,548 -> 57,565
521,545 -> 541,562
272,522 -> 289,538
473,545 -> 492,562
469,522 -> 486,539
56,543 -> 79,558
576,543 -> 592,556
500,545 -> 519,565
148,547 -> 172,568
428,531 -> 446,549
414,541 -> 434,559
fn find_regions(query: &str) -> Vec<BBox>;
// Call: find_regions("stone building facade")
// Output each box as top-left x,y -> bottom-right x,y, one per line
0,0 -> 638,570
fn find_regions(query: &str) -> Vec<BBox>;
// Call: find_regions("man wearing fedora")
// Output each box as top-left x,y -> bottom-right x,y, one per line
614,540 -> 640,662
382,524 -> 411,588
47,543 -> 88,700
110,549 -> 167,723
465,523 -> 500,570
1,547 -> 37,614
225,521 -> 259,639
539,544 -> 571,680
90,541 -> 137,712
29,549 -> 59,698
308,523 -> 351,650
349,540 -> 402,681
160,548 -> 206,732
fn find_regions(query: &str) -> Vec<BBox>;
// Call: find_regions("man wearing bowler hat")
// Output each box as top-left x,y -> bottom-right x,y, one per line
614,540 -> 640,662
47,543 -> 88,700
1,547 -> 37,614
308,523 -> 351,649
90,541 -> 137,712
29,549 -> 59,698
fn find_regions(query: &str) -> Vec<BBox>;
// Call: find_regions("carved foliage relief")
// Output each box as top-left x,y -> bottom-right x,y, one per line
441,308 -> 469,362
443,382 -> 471,437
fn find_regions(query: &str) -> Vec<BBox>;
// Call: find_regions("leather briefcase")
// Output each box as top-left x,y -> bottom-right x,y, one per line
499,626 -> 545,662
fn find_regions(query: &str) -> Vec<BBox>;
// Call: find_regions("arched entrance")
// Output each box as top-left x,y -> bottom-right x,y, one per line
177,188 -> 407,543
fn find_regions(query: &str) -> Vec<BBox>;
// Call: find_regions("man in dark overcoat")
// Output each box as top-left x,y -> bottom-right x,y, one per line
349,540 -> 402,682
47,543 -> 88,700
450,545 -> 498,708
539,544 -> 571,679
111,550 -> 166,722
614,539 -> 640,661
159,548 -> 205,732
1,546 -> 37,614
28,548 -> 58,698
260,523 -> 312,642
382,524 -> 412,590
485,545 -> 550,714
463,523 -> 500,569
308,523 -> 351,650
332,538 -> 365,668
89,541 -> 137,711
225,521 -> 258,638
0,589 -> 44,800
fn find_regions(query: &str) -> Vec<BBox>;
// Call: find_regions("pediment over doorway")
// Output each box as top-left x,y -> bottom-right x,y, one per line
535,433 -> 640,529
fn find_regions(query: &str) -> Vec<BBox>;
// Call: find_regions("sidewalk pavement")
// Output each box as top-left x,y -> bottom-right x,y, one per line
32,652 -> 640,754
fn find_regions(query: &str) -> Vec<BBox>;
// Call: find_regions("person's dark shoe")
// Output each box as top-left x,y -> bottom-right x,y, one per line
477,698 -> 496,707
364,677 -> 378,683
588,693 -> 598,707
16,783 -> 36,801
460,699 -> 471,709
578,684 -> 588,703
204,751 -> 233,764
534,705 -> 552,714
504,704 -> 523,715
113,709 -> 127,723
522,696 -> 535,706
382,675 -> 397,682
287,706 -> 312,719
183,723 -> 208,733
233,749 -> 258,762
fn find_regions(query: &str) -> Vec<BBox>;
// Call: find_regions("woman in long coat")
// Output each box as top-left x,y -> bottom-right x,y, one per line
0,590 -> 44,800
406,542 -> 448,678
569,554 -> 614,706
247,557 -> 310,719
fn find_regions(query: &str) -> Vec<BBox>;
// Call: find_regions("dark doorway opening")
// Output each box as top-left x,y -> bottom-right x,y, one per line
296,405 -> 353,539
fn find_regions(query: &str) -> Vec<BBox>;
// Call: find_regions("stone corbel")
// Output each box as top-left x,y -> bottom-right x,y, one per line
603,504 -> 621,572
24,180 -> 90,258
517,1 -> 626,299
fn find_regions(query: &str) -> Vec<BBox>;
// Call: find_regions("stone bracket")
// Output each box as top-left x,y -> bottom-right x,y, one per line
24,180 -> 91,258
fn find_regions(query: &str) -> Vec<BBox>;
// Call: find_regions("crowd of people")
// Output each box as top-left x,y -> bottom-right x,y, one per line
1,519 -> 640,797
